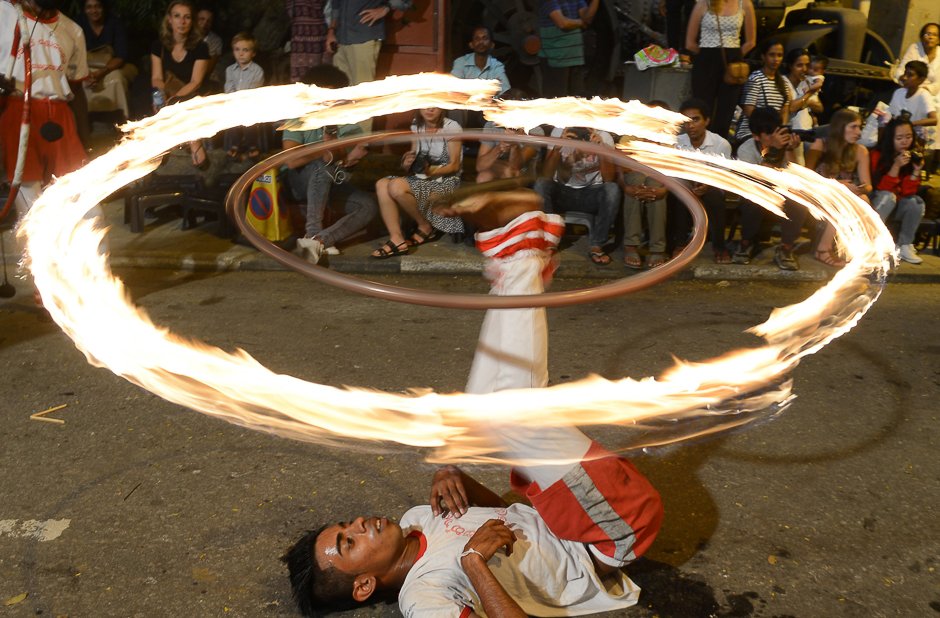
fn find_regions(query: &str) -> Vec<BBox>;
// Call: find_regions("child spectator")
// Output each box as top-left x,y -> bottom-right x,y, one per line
888,60 -> 937,142
869,117 -> 926,264
733,107 -> 807,270
223,33 -> 265,161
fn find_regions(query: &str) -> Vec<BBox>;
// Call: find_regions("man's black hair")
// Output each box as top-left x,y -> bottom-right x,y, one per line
749,107 -> 782,137
678,97 -> 710,119
300,65 -> 351,89
282,525 -> 358,616
469,24 -> 494,43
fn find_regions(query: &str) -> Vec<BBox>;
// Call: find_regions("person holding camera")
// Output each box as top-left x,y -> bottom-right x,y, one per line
533,126 -> 620,265
732,107 -> 807,271
869,117 -> 926,264
371,107 -> 464,259
282,66 -> 377,264
805,108 -> 872,268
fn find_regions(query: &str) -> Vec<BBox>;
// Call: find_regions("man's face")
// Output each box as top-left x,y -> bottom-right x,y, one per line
681,108 -> 708,141
314,517 -> 404,579
197,9 -> 213,33
469,28 -> 493,55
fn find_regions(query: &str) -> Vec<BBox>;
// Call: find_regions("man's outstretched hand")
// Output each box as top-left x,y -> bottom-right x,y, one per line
432,188 -> 542,232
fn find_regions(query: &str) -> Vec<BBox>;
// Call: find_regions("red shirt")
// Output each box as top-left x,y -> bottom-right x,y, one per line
870,149 -> 921,198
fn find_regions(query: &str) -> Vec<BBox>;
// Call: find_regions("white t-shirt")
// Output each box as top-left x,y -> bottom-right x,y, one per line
789,77 -> 818,130
549,127 -> 615,188
735,138 -> 762,164
0,5 -> 88,100
888,86 -> 936,139
412,116 -> 462,163
677,130 -> 732,157
398,504 -> 640,618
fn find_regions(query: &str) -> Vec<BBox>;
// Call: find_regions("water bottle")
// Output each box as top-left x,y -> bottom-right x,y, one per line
152,89 -> 165,110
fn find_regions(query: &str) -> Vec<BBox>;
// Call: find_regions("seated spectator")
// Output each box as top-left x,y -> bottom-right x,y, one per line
674,98 -> 733,263
223,33 -> 266,161
733,107 -> 807,270
888,61 -> 938,143
197,5 -> 223,91
371,108 -> 464,258
475,89 -> 543,183
151,0 -> 210,166
734,39 -> 790,146
534,127 -> 620,264
805,109 -> 871,267
869,117 -> 926,264
282,66 -> 378,263
783,47 -> 823,167
76,0 -> 137,122
451,26 -> 510,94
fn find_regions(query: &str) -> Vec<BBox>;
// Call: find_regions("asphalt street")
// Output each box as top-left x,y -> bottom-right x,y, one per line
1,270 -> 938,617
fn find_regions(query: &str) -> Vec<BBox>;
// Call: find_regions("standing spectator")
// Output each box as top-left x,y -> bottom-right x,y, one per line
888,61 -> 937,143
151,0 -> 210,166
684,0 -> 756,140
674,98 -> 734,263
732,107 -> 806,270
76,0 -> 137,122
537,0 -> 600,98
371,108 -> 463,258
783,47 -> 823,166
283,66 -> 378,263
451,26 -> 510,94
286,0 -> 329,83
733,39 -> 789,145
869,118 -> 926,264
534,127 -> 620,265
1,0 -> 88,217
325,0 -> 412,132
196,5 -> 223,90
223,33 -> 265,161
805,109 -> 872,267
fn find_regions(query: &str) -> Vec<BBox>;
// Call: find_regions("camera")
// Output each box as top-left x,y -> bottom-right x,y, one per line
909,150 -> 924,166
791,128 -> 816,142
324,125 -> 339,138
408,153 -> 430,176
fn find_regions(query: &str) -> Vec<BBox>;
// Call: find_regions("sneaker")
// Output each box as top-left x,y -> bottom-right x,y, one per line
296,237 -> 324,264
774,245 -> 799,271
324,246 -> 340,256
732,244 -> 751,265
897,244 -> 922,264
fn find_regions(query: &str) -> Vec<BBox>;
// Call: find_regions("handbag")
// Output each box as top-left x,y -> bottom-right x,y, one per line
715,9 -> 749,85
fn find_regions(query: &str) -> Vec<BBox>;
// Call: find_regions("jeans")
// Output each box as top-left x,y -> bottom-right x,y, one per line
534,178 -> 621,248
871,190 -> 925,246
287,161 -> 378,247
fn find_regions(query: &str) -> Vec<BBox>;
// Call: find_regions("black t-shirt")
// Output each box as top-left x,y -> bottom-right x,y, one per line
150,39 -> 209,84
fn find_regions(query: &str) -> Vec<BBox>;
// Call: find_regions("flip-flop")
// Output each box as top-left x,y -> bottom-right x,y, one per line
370,240 -> 410,259
590,251 -> 612,266
623,247 -> 643,269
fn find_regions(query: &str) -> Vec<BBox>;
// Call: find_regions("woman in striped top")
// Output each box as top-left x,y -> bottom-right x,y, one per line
734,39 -> 789,145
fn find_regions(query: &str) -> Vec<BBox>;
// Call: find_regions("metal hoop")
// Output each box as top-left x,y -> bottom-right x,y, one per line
226,130 -> 708,309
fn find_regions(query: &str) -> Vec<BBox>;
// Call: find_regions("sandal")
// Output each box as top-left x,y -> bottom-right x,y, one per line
408,227 -> 444,247
623,247 -> 643,270
590,250 -> 612,266
713,249 -> 732,264
646,252 -> 667,268
813,250 -> 846,268
370,240 -> 410,259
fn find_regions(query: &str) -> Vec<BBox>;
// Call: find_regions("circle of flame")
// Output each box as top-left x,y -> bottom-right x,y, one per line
19,75 -> 896,463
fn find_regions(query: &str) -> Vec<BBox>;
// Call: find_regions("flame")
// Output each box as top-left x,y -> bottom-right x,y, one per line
19,74 -> 895,463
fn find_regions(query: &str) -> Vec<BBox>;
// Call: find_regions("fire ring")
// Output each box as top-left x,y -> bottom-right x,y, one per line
226,131 -> 708,309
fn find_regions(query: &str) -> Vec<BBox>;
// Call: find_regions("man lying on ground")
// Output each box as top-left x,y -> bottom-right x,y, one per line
283,189 -> 663,617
